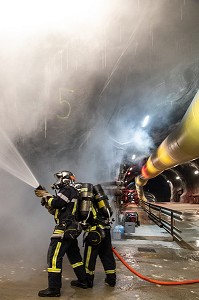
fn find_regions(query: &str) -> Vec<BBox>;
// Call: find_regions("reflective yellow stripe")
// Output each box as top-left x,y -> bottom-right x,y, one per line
54,230 -> 64,234
90,226 -> 96,231
71,262 -> 83,268
98,224 -> 106,229
91,206 -> 97,219
48,267 -> 61,273
55,209 -> 59,223
98,200 -> 105,208
48,197 -> 54,207
105,270 -> 116,274
51,242 -> 61,272
81,187 -> 89,192
85,268 -> 94,275
72,201 -> 77,215
85,246 -> 92,269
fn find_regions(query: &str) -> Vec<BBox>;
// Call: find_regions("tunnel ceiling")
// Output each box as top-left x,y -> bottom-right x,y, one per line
0,0 -> 199,183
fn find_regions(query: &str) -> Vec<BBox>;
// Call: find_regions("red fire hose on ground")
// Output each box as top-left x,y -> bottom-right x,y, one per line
112,247 -> 199,285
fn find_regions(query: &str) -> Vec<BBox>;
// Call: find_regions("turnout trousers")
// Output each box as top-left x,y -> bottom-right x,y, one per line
84,228 -> 116,287
47,237 -> 87,289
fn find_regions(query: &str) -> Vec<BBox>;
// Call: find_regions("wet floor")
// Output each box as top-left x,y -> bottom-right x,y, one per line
1,203 -> 199,299
1,239 -> 199,300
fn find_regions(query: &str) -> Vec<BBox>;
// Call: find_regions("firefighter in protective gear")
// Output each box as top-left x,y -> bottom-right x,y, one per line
35,171 -> 88,298
82,184 -> 116,288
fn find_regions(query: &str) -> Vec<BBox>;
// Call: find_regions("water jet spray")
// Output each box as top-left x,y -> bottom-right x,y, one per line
0,128 -> 39,188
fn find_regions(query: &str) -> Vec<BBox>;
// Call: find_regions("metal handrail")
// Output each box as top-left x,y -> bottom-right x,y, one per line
140,201 -> 183,241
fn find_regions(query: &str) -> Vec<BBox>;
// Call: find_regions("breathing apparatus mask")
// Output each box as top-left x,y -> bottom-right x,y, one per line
51,170 -> 76,190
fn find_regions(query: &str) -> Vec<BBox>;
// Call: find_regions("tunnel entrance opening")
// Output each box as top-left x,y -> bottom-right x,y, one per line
144,175 -> 171,202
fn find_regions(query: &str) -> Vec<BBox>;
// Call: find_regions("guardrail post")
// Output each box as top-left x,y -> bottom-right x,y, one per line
171,211 -> 174,237
159,208 -> 161,223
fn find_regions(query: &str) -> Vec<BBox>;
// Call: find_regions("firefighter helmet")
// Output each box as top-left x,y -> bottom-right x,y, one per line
51,170 -> 76,190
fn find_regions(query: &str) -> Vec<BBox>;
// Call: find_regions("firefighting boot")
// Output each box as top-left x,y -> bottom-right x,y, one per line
105,278 -> 116,287
38,287 -> 61,297
86,278 -> 93,288
70,280 -> 88,289
86,274 -> 94,288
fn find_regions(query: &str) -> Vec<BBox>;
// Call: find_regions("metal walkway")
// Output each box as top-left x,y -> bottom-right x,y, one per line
120,202 -> 199,251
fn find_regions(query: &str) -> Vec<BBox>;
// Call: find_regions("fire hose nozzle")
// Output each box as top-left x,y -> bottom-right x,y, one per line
35,185 -> 45,191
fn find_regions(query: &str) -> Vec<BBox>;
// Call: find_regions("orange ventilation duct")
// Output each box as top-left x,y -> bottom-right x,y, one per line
135,90 -> 199,200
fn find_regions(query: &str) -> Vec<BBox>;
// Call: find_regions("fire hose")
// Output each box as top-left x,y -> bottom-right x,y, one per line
112,247 -> 199,285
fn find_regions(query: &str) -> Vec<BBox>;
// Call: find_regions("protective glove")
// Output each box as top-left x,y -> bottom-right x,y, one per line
35,187 -> 51,198
41,197 -> 47,206
40,196 -> 55,215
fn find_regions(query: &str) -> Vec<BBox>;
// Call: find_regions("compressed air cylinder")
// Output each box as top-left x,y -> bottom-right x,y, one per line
93,184 -> 113,218
78,183 -> 93,221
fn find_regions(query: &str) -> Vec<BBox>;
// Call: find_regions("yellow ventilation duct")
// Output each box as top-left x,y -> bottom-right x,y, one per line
135,90 -> 199,201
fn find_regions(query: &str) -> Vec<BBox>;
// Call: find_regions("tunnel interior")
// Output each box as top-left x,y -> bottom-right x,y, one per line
144,175 -> 171,202
0,2 -> 199,292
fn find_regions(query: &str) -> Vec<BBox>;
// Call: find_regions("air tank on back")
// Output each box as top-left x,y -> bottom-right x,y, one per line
93,184 -> 113,218
78,183 -> 93,223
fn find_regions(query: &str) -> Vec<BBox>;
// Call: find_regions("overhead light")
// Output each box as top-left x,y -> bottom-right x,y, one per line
176,176 -> 181,180
194,170 -> 199,175
132,154 -> 136,160
142,115 -> 150,128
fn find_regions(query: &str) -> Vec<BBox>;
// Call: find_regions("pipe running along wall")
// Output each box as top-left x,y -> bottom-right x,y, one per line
135,90 -> 199,200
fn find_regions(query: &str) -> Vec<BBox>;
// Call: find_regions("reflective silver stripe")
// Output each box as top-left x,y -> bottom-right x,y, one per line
71,198 -> 77,203
51,233 -> 64,239
57,193 -> 70,203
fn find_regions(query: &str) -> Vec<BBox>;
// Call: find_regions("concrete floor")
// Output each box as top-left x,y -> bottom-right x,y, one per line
1,239 -> 199,300
1,204 -> 199,299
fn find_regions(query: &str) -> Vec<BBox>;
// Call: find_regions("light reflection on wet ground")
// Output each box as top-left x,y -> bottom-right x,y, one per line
113,242 -> 199,298
0,259 -> 43,282
2,241 -> 199,299
2,208 -> 199,300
